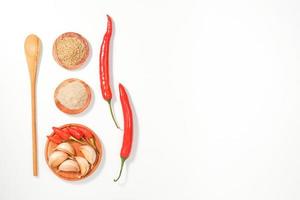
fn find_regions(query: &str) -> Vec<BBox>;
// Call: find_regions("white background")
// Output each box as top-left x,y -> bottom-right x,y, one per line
0,0 -> 300,199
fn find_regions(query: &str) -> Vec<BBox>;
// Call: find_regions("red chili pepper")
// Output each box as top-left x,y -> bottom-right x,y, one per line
67,127 -> 83,140
47,134 -> 63,144
52,127 -> 70,140
99,15 -> 119,129
73,126 -> 96,149
114,83 -> 133,182
74,126 -> 93,138
48,126 -> 85,144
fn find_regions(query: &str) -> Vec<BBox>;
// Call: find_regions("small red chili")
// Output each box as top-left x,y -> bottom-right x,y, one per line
50,126 -> 85,144
74,126 -> 93,138
114,83 -> 134,182
99,15 -> 119,129
47,134 -> 63,144
67,127 -> 83,140
52,127 -> 70,140
73,126 -> 96,149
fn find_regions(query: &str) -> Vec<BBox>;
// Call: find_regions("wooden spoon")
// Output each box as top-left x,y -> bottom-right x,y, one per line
24,34 -> 41,176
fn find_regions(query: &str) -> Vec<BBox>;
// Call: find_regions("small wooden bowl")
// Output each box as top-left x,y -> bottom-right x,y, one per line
53,32 -> 89,70
45,124 -> 102,181
54,78 -> 92,115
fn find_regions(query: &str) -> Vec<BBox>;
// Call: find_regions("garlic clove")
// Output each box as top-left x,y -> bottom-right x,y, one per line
58,159 -> 80,172
48,151 -> 68,168
55,142 -> 75,155
80,145 -> 97,165
75,156 -> 90,177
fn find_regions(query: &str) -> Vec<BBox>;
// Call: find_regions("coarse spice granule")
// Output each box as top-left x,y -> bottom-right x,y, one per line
55,37 -> 87,67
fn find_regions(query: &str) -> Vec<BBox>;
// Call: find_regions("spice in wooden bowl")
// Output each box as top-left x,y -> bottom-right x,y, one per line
54,78 -> 92,114
53,32 -> 89,70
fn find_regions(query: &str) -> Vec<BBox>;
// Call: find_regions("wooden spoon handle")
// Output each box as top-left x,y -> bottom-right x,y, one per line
24,34 -> 41,176
31,80 -> 37,176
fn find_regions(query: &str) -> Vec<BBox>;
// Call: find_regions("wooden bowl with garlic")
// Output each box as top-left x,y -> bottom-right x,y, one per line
45,123 -> 102,181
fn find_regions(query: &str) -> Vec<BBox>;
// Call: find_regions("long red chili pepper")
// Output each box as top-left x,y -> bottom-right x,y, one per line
100,15 -> 119,128
114,83 -> 133,182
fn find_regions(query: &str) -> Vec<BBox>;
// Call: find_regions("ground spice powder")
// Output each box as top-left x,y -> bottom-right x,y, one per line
56,80 -> 88,110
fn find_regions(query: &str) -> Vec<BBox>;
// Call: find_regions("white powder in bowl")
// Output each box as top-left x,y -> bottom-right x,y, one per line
56,80 -> 88,110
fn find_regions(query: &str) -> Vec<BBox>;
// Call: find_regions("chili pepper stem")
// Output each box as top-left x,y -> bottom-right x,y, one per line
69,136 -> 85,144
108,100 -> 120,129
88,138 -> 97,149
114,157 -> 126,182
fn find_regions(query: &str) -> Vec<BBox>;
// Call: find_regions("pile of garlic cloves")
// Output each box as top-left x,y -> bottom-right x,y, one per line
48,142 -> 97,177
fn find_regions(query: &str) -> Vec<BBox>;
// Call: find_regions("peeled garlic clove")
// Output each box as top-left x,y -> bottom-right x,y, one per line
55,142 -> 75,155
48,151 -> 68,168
58,159 -> 80,172
80,145 -> 96,165
75,156 -> 90,177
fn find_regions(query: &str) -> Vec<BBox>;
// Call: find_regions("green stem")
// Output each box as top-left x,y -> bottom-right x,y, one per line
88,138 -> 99,154
114,157 -> 126,182
69,136 -> 85,144
108,100 -> 120,129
